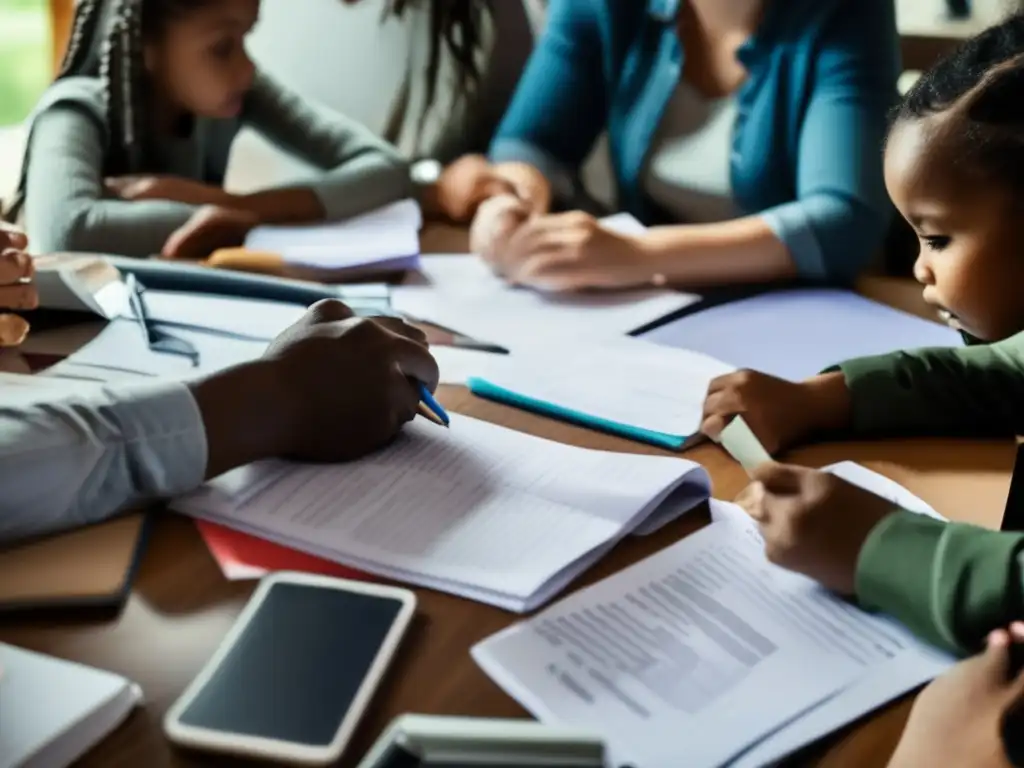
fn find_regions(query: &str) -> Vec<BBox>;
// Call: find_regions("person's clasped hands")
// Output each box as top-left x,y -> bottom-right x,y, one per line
468,181 -> 654,293
0,222 -> 37,348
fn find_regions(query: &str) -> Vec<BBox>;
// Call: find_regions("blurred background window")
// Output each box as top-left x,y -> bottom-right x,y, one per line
0,0 -> 51,127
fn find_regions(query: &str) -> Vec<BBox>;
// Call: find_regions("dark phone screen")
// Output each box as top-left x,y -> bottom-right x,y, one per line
179,582 -> 405,746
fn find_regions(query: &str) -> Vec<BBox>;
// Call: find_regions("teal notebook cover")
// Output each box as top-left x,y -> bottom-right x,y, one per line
466,377 -> 689,451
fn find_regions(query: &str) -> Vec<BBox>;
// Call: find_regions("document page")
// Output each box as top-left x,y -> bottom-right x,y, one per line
394,256 -> 699,346
394,213 -> 700,346
173,414 -> 710,610
709,463 -> 953,767
474,336 -> 735,436
473,521 -> 864,768
641,288 -> 960,381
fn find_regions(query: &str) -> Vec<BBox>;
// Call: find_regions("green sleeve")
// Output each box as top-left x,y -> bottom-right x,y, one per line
24,105 -> 197,257
242,71 -> 414,221
856,510 -> 1024,654
837,331 -> 1024,437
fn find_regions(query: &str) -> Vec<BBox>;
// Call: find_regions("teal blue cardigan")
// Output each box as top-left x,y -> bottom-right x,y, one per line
489,0 -> 901,284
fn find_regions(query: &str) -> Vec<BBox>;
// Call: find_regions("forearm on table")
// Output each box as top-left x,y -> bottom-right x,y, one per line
221,187 -> 325,225
27,197 -> 197,257
639,216 -> 798,288
0,381 -> 207,544
838,335 -> 1024,437
187,360 -> 291,479
856,511 -> 1024,655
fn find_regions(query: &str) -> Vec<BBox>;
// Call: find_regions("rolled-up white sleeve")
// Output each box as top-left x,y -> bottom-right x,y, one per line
0,381 -> 208,543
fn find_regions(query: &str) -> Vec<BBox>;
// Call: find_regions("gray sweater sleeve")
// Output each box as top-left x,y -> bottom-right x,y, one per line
243,72 -> 414,220
0,380 -> 208,544
24,104 -> 198,257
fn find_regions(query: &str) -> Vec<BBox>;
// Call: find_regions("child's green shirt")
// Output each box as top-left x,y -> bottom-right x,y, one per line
837,331 -> 1024,654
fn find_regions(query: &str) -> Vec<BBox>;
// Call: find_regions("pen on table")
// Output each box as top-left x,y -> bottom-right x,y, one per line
401,314 -> 510,355
125,273 -> 155,346
415,381 -> 450,428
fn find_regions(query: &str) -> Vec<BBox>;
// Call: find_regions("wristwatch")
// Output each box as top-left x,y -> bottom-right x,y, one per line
410,158 -> 443,187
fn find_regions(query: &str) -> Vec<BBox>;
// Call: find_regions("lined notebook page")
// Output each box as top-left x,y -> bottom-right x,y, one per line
173,414 -> 709,607
474,337 -> 735,436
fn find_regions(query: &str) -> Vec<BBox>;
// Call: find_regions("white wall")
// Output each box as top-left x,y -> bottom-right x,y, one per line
228,0 -> 418,192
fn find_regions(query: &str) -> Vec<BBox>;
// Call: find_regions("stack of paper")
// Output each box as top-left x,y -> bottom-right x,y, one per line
0,643 -> 142,768
245,199 -> 422,276
465,336 -> 735,449
172,413 -> 712,612
472,464 -> 953,768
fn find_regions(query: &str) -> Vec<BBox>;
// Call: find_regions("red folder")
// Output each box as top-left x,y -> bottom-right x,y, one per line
196,521 -> 370,582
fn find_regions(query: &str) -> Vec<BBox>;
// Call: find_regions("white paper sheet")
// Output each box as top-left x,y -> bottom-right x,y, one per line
470,336 -> 734,436
173,413 -> 710,611
394,257 -> 699,348
393,215 -> 699,347
245,199 -> 421,271
641,288 -> 961,381
475,464 -> 954,768
122,290 -> 306,341
46,319 -> 267,380
473,520 -> 864,768
707,463 -> 952,768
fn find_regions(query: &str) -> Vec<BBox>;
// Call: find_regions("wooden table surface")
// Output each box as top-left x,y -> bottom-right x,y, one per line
0,239 -> 1017,767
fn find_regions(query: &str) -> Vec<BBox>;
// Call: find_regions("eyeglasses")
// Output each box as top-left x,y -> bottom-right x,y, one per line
125,273 -> 200,367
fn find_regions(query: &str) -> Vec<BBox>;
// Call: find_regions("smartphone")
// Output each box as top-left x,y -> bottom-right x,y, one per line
164,572 -> 416,765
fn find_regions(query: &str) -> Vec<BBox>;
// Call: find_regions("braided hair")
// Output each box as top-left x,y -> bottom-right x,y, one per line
892,12 -> 1024,195
385,0 -> 485,134
5,0 -> 208,221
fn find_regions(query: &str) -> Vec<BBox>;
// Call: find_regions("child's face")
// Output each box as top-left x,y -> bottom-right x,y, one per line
145,0 -> 260,120
884,116 -> 1024,342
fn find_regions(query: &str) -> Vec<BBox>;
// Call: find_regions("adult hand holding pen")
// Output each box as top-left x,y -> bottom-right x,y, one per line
193,301 -> 441,477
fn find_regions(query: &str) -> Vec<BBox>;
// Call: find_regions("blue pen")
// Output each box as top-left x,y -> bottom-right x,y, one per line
415,381 -> 450,427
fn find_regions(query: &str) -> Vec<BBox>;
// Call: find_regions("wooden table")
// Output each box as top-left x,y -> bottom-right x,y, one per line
0,244 -> 1017,767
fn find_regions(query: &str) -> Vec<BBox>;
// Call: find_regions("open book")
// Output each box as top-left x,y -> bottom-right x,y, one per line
0,644 -> 141,768
172,414 -> 712,612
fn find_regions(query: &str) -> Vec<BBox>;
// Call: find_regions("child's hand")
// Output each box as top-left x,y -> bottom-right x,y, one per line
106,175 -> 227,207
887,624 -> 1024,768
0,223 -> 36,347
162,205 -> 259,261
701,370 -> 852,454
470,194 -> 530,270
736,463 -> 896,594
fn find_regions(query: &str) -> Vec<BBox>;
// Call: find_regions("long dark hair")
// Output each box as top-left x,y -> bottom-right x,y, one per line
384,0 -> 485,128
5,0 -> 209,220
892,12 -> 1024,193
